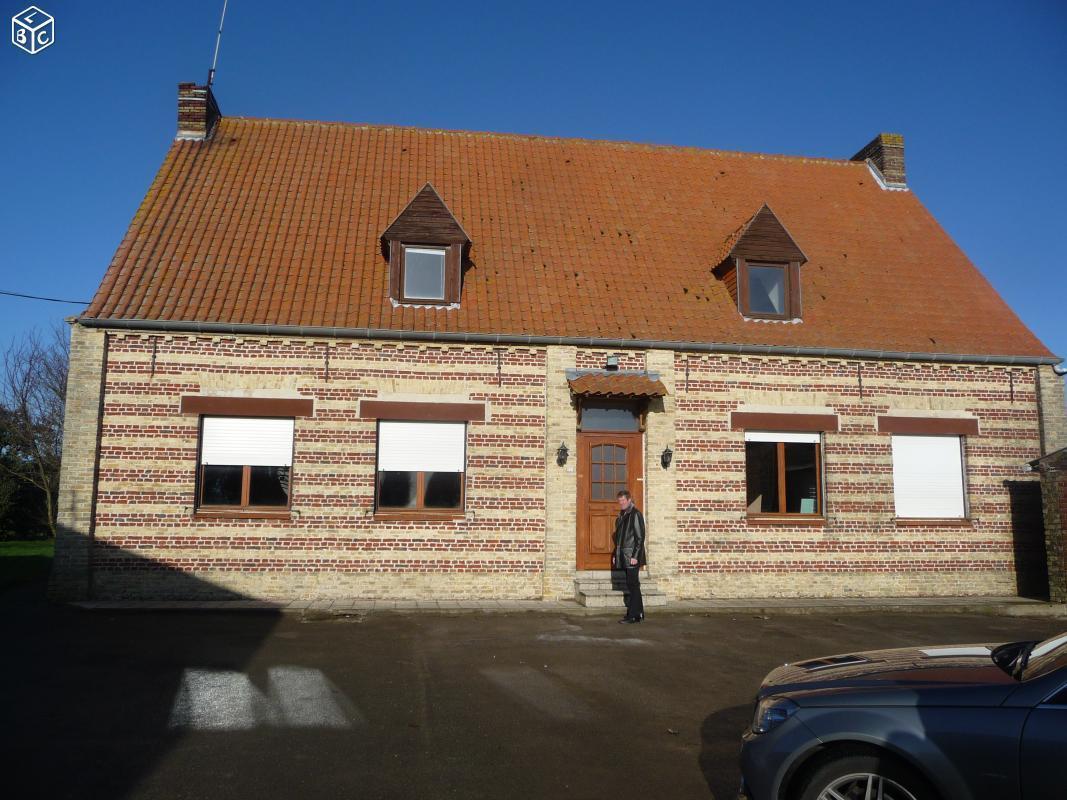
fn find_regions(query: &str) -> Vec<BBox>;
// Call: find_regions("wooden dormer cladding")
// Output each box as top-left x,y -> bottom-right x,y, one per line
381,183 -> 470,306
714,204 -> 807,320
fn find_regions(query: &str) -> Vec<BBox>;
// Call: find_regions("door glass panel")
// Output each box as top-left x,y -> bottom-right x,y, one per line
591,443 -> 624,501
582,404 -> 639,431
589,442 -> 634,501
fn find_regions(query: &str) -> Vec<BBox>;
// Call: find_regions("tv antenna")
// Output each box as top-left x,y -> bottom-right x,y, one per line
207,0 -> 229,88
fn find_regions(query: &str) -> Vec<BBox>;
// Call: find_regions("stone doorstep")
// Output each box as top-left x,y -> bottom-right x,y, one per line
577,591 -> 669,609
67,597 -> 1067,617
574,572 -> 668,608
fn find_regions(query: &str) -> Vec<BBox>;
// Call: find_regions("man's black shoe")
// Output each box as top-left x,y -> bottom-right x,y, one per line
619,617 -> 640,624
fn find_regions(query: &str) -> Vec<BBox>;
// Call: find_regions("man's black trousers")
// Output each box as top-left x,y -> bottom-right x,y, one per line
624,567 -> 644,619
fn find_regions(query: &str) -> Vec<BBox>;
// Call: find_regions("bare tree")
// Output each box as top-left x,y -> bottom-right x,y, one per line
0,323 -> 68,537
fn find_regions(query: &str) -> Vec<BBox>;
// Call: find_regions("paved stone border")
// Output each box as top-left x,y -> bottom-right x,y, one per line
70,596 -> 1067,617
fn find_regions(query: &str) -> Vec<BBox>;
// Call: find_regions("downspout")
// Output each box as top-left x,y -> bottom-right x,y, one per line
541,363 -> 549,601
1035,366 -> 1047,457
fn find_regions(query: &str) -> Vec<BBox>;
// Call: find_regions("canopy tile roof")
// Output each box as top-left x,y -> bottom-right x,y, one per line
84,116 -> 1053,359
567,372 -> 668,399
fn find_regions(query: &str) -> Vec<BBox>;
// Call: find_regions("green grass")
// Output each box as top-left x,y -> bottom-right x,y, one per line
0,539 -> 54,592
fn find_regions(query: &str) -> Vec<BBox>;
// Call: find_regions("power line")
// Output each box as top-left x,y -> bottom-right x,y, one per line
0,289 -> 90,305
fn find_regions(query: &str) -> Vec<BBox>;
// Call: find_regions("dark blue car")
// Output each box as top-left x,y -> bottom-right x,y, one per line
739,631 -> 1067,800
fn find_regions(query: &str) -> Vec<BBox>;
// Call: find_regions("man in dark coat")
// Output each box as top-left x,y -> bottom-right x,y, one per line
613,489 -> 646,624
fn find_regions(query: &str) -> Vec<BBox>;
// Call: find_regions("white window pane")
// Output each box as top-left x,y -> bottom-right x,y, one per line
891,435 -> 965,518
404,247 -> 446,300
201,417 -> 294,466
748,265 -> 785,314
744,430 -> 821,444
378,421 -> 465,472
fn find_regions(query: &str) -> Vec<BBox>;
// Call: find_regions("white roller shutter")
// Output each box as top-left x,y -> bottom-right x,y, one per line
891,435 -> 966,518
377,421 -> 465,472
744,431 -> 821,444
201,417 -> 294,467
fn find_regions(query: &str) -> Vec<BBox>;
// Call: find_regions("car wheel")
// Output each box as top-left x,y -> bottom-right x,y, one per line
794,753 -> 937,800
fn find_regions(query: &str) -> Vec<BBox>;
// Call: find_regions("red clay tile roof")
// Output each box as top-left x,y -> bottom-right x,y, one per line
85,117 -> 1053,358
567,373 -> 668,399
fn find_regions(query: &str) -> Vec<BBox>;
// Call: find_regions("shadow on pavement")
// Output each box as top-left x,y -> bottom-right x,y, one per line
0,546 -> 281,800
699,703 -> 750,799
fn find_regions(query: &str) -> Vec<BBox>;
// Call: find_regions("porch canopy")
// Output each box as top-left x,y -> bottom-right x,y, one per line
566,370 -> 668,399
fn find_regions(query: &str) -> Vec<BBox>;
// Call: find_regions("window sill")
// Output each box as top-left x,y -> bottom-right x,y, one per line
746,515 -> 826,526
372,510 -> 466,522
194,509 -> 292,521
894,517 -> 974,528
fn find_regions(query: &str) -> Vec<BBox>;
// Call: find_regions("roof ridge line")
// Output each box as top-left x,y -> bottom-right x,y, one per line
218,115 -> 863,167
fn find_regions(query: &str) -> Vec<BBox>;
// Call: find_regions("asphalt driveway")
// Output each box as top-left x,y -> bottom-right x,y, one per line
2,590 -> 1063,800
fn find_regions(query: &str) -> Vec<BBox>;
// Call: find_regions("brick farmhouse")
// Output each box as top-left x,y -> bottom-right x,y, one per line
51,84 -> 1067,604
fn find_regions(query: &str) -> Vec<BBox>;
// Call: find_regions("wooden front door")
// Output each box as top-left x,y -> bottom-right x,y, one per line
576,432 -> 643,570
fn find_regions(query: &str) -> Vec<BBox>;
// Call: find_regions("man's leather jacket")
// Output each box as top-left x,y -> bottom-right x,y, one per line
613,503 -> 646,569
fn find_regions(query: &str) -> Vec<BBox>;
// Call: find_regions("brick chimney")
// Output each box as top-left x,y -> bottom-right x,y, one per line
176,82 -> 221,141
851,133 -> 905,187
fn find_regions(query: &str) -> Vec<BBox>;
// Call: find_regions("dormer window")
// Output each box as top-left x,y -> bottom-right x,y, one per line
740,260 -> 795,319
402,246 -> 447,302
382,184 -> 470,307
714,204 -> 806,322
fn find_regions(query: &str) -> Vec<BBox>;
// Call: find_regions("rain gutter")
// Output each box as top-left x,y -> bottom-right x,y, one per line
77,317 -> 1062,367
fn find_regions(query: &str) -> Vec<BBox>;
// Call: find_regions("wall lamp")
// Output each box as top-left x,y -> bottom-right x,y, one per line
661,445 -> 674,469
556,442 -> 570,466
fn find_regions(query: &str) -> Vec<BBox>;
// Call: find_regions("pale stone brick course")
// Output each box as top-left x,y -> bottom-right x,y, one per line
50,325 -> 107,600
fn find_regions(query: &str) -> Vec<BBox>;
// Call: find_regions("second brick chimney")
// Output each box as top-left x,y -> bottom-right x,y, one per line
177,82 -> 221,141
851,133 -> 906,187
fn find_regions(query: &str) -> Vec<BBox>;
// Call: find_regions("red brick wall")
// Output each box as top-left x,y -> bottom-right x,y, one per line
91,334 -> 548,599
669,354 -> 1043,597
77,332 -> 1048,601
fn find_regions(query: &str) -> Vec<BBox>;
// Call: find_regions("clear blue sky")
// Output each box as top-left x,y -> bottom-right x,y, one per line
1,0 -> 1064,358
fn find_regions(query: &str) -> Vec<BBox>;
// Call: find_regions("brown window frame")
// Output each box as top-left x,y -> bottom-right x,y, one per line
388,240 -> 463,306
738,258 -> 801,320
194,416 -> 295,519
373,420 -> 468,519
374,471 -> 467,517
745,436 -> 824,519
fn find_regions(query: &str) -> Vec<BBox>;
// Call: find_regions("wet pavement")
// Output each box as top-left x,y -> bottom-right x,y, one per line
3,589 -> 1064,799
